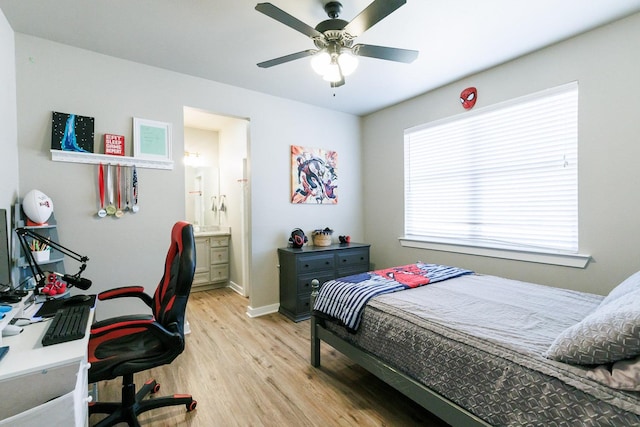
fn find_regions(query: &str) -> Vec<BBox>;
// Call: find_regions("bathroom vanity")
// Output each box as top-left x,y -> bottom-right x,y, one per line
193,227 -> 231,291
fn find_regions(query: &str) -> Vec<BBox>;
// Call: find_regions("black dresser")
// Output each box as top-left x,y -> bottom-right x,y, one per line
277,243 -> 370,322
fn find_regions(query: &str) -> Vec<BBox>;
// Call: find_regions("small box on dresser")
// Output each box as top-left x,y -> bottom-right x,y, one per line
277,243 -> 370,322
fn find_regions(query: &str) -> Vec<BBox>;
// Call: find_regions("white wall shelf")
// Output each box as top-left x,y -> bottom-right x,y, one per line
50,149 -> 174,170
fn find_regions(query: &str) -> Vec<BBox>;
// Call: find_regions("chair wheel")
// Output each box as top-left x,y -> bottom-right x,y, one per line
187,400 -> 197,411
152,383 -> 161,393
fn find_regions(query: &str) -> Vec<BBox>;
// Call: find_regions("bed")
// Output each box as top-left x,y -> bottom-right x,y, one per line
310,263 -> 640,426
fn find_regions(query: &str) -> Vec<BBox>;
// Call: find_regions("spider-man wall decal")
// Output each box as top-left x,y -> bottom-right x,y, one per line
460,87 -> 477,109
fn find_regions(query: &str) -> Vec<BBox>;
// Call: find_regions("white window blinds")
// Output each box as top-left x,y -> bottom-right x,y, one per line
404,82 -> 578,254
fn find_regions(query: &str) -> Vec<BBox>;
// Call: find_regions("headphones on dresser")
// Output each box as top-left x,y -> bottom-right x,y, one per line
289,228 -> 308,248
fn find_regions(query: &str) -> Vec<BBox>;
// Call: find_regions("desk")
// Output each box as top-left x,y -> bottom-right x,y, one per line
0,294 -> 93,426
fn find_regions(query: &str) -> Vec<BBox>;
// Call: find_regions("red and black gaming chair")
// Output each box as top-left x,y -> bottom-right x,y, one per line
88,221 -> 197,427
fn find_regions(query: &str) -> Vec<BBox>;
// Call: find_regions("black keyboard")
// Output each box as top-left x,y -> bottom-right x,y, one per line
42,305 -> 90,346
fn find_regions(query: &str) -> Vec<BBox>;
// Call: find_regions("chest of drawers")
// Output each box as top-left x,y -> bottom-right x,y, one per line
277,243 -> 370,322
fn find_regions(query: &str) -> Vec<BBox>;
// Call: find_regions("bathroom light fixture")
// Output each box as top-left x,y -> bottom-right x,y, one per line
183,151 -> 201,167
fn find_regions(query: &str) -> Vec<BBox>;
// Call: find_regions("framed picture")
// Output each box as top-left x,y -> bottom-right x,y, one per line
104,134 -> 125,156
51,111 -> 95,153
133,118 -> 172,161
291,145 -> 338,204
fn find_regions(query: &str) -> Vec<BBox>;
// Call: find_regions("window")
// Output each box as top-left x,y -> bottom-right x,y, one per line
404,82 -> 580,259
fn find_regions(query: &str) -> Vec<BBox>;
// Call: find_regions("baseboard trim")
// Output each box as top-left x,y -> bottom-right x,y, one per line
228,280 -> 246,297
246,303 -> 279,318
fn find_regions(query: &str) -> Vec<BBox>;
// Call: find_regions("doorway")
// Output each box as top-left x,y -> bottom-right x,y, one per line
183,106 -> 250,298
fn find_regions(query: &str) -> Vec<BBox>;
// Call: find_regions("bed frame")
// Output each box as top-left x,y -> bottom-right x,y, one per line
309,281 -> 491,427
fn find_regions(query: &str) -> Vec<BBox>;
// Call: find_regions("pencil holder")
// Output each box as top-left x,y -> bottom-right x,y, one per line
32,250 -> 50,263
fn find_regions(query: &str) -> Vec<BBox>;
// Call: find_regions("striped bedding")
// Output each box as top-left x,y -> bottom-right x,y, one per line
312,262 -> 473,330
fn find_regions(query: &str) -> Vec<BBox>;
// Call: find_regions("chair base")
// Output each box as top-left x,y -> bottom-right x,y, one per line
89,373 -> 197,427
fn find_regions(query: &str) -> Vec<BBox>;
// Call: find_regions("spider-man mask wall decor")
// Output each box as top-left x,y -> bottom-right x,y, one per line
460,87 -> 477,109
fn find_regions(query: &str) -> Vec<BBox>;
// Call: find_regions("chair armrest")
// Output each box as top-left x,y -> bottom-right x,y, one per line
90,314 -> 154,331
98,286 -> 153,308
90,316 -> 182,348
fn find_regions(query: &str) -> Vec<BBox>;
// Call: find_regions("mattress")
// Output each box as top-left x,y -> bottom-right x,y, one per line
323,274 -> 640,426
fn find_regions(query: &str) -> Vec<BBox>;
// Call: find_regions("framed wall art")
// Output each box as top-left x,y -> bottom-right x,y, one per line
51,111 -> 95,153
133,118 -> 172,161
291,145 -> 338,204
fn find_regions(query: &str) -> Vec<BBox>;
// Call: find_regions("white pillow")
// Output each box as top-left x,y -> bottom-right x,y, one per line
599,270 -> 640,308
545,288 -> 640,365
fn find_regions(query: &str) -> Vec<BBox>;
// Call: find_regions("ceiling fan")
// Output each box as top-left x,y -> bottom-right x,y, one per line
255,0 -> 419,87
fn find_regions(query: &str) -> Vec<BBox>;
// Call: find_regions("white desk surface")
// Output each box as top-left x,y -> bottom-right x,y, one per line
0,297 -> 94,382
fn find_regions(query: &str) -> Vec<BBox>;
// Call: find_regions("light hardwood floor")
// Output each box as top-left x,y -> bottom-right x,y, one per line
91,288 -> 450,426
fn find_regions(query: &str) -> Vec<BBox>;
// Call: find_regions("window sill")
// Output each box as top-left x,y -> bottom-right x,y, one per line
399,237 -> 591,268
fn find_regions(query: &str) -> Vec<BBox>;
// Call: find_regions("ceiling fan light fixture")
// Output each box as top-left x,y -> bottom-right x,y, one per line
311,51 -> 331,75
322,62 -> 342,83
256,1 -> 418,87
337,51 -> 358,76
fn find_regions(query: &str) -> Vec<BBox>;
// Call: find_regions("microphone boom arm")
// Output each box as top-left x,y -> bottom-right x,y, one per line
15,227 -> 90,289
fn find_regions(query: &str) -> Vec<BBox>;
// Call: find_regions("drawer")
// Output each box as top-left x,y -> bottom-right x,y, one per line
211,265 -> 229,282
210,248 -> 229,264
193,271 -> 211,285
337,249 -> 369,269
296,254 -> 334,273
297,271 -> 334,294
296,294 -> 312,315
210,236 -> 229,247
337,266 -> 369,278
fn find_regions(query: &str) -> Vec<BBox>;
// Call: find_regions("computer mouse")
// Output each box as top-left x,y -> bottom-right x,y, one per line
2,324 -> 23,336
0,305 -> 11,313
14,318 -> 31,327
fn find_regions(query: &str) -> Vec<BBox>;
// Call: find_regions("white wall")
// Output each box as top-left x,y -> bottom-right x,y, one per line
362,13 -> 640,296
14,34 -> 362,319
218,118 -> 248,294
0,9 -> 18,211
1,9 -> 20,290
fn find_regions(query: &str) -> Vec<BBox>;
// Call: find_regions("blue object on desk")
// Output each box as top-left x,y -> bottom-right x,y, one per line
0,305 -> 11,313
0,346 -> 8,362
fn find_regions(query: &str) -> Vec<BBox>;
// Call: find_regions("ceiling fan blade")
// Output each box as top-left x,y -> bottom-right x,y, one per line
255,3 -> 323,39
343,0 -> 407,37
257,50 -> 317,68
353,44 -> 418,63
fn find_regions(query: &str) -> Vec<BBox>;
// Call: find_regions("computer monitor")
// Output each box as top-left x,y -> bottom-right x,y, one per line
0,209 -> 12,290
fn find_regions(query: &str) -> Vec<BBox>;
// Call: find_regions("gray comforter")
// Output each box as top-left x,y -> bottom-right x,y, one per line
325,274 -> 640,426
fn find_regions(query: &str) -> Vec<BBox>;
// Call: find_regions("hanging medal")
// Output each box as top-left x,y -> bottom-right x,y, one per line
115,164 -> 124,218
124,165 -> 131,211
105,164 -> 117,216
131,165 -> 139,213
97,163 -> 107,218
